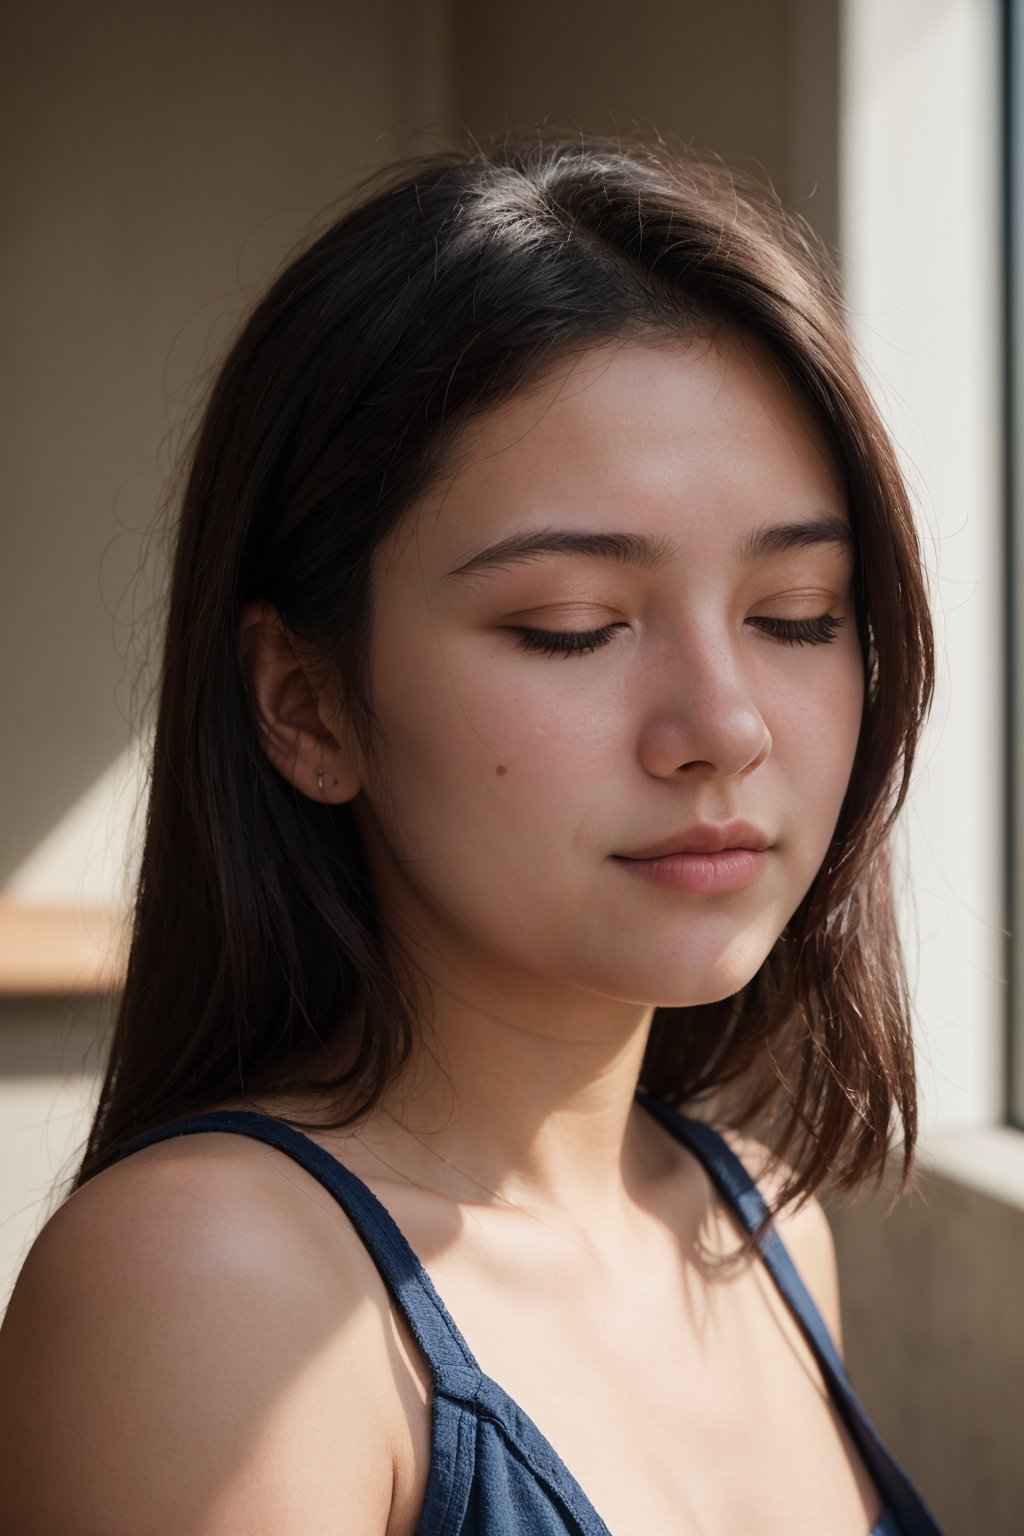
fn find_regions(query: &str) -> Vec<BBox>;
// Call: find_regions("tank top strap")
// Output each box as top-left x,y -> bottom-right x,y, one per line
99,1110 -> 484,1401
635,1092 -> 943,1536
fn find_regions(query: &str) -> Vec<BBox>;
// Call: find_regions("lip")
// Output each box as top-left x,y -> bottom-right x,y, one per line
613,820 -> 772,860
613,847 -> 767,895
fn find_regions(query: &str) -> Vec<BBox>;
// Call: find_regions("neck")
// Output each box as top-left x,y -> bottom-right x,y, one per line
363,961 -> 668,1227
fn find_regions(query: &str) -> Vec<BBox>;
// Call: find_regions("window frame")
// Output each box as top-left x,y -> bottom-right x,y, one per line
1007,0 -> 1023,1129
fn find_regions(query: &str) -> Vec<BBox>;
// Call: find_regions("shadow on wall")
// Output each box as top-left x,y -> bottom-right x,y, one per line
1,0 -> 458,887
3,744 -> 147,910
828,1169 -> 1024,1535
0,995 -> 116,1315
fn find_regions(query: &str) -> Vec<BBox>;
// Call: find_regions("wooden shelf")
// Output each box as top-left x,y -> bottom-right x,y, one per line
0,896 -> 127,995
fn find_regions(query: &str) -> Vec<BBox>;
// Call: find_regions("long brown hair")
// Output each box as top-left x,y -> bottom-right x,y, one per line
71,133 -> 934,1222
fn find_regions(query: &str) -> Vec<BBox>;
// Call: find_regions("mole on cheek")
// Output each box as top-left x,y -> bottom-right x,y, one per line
496,764 -> 508,777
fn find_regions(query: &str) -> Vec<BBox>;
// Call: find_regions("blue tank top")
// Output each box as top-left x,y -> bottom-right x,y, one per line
103,1090 -> 943,1535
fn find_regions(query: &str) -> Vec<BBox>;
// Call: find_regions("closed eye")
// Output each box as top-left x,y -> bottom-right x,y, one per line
511,623 -> 625,657
510,614 -> 846,658
748,614 -> 846,645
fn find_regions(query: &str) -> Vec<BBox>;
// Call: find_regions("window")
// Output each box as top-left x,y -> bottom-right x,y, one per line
1007,0 -> 1024,1127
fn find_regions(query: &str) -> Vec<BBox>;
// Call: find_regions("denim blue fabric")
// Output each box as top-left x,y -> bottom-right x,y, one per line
105,1093 -> 943,1535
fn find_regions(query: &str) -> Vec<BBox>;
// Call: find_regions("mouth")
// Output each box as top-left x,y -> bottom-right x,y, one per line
613,820 -> 772,861
611,846 -> 769,896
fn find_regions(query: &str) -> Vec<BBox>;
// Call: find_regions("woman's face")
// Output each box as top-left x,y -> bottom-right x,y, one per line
336,331 -> 864,1018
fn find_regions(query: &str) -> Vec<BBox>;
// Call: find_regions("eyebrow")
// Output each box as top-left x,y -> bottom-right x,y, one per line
444,514 -> 855,579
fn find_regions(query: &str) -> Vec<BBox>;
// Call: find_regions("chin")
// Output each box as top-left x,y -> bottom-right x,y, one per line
602,967 -> 763,1012
645,981 -> 749,1011
639,946 -> 776,1010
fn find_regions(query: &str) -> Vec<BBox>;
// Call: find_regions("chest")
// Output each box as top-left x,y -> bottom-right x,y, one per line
382,1220 -> 883,1536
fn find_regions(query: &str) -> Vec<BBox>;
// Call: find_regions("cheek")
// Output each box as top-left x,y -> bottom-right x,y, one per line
776,647 -> 864,832
363,625 -> 611,858
828,642 -> 866,771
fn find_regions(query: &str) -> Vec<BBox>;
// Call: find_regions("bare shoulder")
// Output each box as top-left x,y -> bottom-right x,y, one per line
712,1124 -> 845,1356
0,1132 -> 407,1535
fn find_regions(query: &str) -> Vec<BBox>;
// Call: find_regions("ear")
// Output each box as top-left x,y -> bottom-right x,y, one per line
238,600 -> 362,804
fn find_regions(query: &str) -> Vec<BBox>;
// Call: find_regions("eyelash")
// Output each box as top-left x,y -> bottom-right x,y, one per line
511,614 -> 847,658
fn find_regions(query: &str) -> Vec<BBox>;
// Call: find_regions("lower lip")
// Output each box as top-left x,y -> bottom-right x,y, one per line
612,848 -> 767,894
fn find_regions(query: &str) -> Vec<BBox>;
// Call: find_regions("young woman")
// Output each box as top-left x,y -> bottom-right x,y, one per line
0,136 -> 942,1535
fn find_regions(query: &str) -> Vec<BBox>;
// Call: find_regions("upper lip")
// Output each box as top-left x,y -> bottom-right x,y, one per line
615,821 -> 772,860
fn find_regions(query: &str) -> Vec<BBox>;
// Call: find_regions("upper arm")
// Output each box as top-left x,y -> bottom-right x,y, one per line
716,1126 -> 845,1359
0,1142 -> 399,1536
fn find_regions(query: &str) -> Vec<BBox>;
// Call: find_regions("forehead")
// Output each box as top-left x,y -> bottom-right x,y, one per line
380,331 -> 849,582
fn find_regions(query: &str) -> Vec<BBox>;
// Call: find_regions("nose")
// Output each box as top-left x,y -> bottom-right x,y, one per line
636,629 -> 773,780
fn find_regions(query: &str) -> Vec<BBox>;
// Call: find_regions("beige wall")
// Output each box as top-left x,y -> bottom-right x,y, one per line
455,1 -> 790,171
829,1172 -> 1024,1534
0,999 -> 114,1307
453,0 -> 837,247
1,0 -> 447,886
